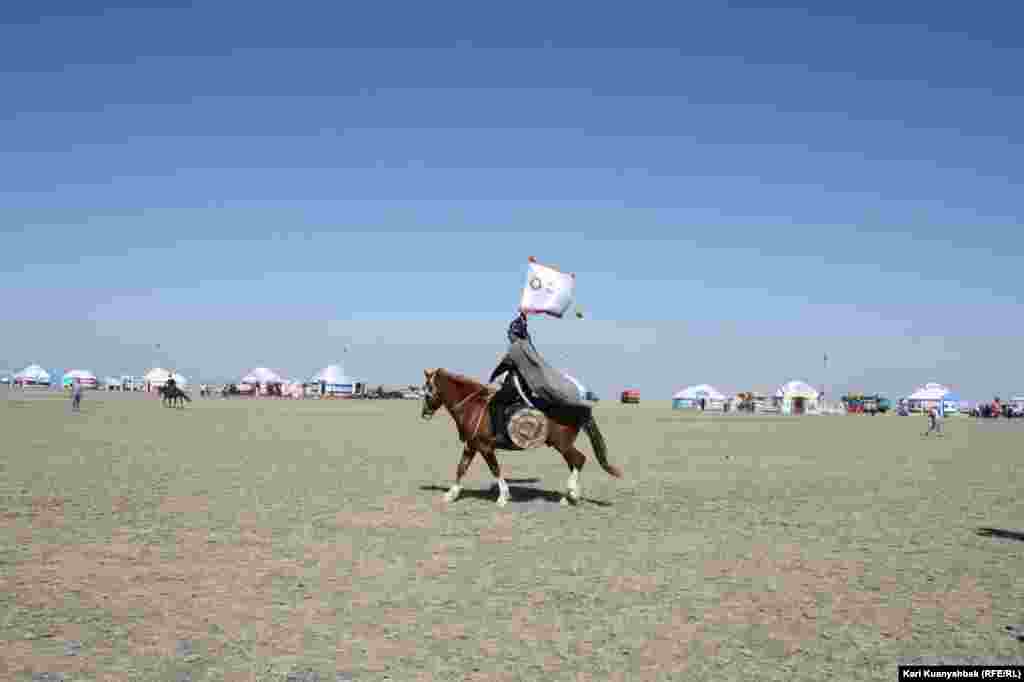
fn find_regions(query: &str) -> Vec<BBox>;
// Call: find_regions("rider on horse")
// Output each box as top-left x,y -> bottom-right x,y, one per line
488,312 -> 591,445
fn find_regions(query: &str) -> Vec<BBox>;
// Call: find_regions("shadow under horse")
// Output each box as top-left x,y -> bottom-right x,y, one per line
420,368 -> 622,507
158,385 -> 192,408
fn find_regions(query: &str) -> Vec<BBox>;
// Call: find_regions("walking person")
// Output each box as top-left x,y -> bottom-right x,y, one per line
923,402 -> 944,437
71,377 -> 82,412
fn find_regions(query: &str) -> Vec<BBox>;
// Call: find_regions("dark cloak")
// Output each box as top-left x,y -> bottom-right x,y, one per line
494,338 -> 592,416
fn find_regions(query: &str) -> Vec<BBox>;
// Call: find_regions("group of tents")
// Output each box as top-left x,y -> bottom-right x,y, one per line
7,365 -> 188,391
9,364 -> 103,389
672,380 -> 823,415
670,381 -> 999,416
235,365 -> 361,397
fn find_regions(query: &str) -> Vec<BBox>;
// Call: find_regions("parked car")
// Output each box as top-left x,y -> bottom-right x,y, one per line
620,389 -> 640,405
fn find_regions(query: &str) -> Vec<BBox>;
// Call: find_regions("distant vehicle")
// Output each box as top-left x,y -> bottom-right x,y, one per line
0,376 -> 10,384
402,391 -> 423,400
585,390 -> 600,402
842,394 -> 891,415
620,389 -> 640,405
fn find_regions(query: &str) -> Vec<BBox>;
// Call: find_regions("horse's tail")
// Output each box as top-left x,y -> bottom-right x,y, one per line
182,393 -> 192,402
582,416 -> 622,478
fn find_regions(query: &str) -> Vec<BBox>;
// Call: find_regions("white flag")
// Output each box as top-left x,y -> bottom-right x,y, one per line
519,257 -> 575,318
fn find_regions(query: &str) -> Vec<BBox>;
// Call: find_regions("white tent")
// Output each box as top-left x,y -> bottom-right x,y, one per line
14,364 -> 51,386
907,382 -> 956,412
908,382 -> 950,401
311,365 -> 358,396
776,380 -> 820,415
63,369 -> 98,389
144,367 -> 187,388
672,384 -> 727,409
242,367 -> 283,385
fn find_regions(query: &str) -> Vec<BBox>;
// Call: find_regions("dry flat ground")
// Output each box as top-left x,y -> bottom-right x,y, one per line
2,389 -> 1023,681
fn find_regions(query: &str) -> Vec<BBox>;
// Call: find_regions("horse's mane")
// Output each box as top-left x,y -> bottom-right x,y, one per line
438,369 -> 485,390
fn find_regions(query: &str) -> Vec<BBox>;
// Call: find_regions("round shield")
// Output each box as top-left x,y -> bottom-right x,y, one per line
507,407 -> 548,449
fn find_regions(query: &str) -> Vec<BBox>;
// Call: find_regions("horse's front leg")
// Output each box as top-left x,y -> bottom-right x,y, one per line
445,446 -> 476,503
480,450 -> 510,507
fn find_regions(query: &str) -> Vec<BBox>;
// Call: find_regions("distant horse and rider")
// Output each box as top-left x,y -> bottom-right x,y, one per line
420,312 -> 622,507
158,378 -> 191,408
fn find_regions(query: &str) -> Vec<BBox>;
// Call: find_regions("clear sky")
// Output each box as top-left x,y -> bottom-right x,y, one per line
1,1 -> 1021,400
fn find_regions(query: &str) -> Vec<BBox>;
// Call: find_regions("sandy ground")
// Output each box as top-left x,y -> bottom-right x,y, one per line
2,388 -> 1023,681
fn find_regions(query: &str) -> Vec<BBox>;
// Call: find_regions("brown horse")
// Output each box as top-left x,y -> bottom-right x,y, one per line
420,368 -> 622,506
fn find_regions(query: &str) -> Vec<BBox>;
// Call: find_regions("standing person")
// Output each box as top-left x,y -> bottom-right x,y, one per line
934,397 -> 946,435
71,378 -> 82,412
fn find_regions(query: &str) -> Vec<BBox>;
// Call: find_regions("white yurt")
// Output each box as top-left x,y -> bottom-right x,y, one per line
144,367 -> 187,391
672,384 -> 727,410
776,380 -> 820,415
311,365 -> 359,397
907,382 -> 957,413
241,367 -> 283,395
62,369 -> 99,389
14,364 -> 51,387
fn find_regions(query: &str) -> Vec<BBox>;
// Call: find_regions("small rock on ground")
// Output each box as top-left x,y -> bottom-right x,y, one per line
175,639 -> 194,658
285,670 -> 320,682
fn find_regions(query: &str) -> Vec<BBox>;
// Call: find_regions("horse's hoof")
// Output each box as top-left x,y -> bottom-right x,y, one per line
496,497 -> 509,508
560,496 -> 570,507
443,492 -> 458,503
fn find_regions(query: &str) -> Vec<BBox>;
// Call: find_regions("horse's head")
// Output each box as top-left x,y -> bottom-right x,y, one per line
421,368 -> 445,420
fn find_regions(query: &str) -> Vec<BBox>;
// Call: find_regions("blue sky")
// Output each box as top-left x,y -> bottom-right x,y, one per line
1,1 -> 1021,399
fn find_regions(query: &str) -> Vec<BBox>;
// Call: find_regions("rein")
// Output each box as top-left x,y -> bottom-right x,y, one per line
451,387 -> 486,415
444,384 -> 490,442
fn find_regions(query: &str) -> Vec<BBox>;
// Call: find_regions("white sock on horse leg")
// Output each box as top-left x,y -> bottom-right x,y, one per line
567,469 -> 580,498
444,483 -> 462,501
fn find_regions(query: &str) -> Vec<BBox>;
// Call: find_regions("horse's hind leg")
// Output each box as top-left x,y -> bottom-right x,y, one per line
480,449 -> 510,507
445,446 -> 476,503
556,441 -> 587,506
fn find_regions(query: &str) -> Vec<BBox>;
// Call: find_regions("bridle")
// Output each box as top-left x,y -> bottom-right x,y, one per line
421,372 -> 443,421
421,370 -> 487,427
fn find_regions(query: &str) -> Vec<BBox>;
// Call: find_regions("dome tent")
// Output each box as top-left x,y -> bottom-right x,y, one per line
144,368 -> 187,390
62,369 -> 98,389
241,367 -> 282,384
242,367 -> 283,384
241,367 -> 284,396
14,364 -> 51,386
907,382 -> 958,413
776,380 -> 820,415
672,384 -> 726,409
311,365 -> 360,397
